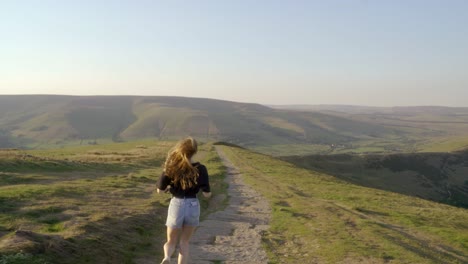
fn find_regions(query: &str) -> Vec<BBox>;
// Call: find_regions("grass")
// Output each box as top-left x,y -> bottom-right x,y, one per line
0,253 -> 49,264
252,144 -> 332,156
0,140 -> 227,263
197,146 -> 229,219
419,136 -> 468,152
250,137 -> 426,156
220,146 -> 468,263
65,101 -> 136,139
2,137 -> 467,263
281,150 -> 468,208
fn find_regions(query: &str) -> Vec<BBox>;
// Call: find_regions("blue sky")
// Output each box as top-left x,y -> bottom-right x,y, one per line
1,0 -> 467,106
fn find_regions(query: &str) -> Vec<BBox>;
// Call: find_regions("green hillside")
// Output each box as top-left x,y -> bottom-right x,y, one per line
282,151 -> 468,208
2,95 -> 468,155
0,140 -> 226,263
0,95 -> 400,149
1,141 -> 467,263
219,145 -> 468,263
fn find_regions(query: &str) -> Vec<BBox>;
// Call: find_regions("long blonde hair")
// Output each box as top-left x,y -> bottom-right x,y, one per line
163,137 -> 199,190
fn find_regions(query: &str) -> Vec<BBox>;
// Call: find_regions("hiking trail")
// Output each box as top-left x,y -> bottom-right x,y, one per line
189,146 -> 271,264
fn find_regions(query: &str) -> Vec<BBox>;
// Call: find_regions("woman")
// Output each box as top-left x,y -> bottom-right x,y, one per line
157,137 -> 211,264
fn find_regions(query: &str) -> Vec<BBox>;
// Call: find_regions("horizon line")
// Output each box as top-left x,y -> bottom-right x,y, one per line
0,93 -> 467,108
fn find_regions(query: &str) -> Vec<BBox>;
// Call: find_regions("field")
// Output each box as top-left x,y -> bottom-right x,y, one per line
1,140 -> 468,263
219,145 -> 468,263
0,140 -> 227,263
281,151 -> 468,208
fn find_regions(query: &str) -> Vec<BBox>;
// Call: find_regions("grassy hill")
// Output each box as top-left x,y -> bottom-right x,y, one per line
1,142 -> 467,263
0,140 -> 226,263
270,104 -> 468,154
2,95 -> 468,156
1,95 -> 395,149
281,150 -> 468,208
2,96 -> 467,263
219,145 -> 468,263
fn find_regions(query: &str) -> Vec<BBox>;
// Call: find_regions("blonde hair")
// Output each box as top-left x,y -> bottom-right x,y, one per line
163,137 -> 199,190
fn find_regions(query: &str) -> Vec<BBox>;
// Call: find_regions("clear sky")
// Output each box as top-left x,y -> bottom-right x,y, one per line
1,0 -> 467,106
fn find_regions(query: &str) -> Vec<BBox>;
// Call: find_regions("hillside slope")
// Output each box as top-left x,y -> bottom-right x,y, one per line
2,95 -> 468,155
1,141 -> 467,263
0,140 -> 227,263
282,150 -> 468,208
272,105 -> 468,152
220,145 -> 468,263
0,95 -> 404,149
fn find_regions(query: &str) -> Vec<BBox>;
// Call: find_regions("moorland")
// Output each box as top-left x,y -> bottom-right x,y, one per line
1,95 -> 467,263
2,95 -> 468,155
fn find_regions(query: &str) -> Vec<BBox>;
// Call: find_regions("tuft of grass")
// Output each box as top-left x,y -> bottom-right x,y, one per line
42,222 -> 65,233
0,253 -> 49,264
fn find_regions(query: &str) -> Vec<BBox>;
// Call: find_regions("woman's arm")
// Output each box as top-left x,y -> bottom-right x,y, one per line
198,165 -> 211,198
156,172 -> 170,194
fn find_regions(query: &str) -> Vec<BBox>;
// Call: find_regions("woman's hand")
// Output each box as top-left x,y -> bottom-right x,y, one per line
202,192 -> 212,198
157,186 -> 171,194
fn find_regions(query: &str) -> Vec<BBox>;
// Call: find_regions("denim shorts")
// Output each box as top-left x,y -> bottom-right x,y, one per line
166,197 -> 200,228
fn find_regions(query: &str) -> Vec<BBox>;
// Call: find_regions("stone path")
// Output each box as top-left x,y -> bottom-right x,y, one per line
189,146 -> 271,264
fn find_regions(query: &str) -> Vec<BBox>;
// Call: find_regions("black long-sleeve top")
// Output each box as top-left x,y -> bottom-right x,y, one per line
156,162 -> 210,198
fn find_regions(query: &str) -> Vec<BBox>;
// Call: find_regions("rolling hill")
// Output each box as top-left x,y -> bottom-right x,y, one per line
0,95 -> 400,148
1,95 -> 468,155
2,96 -> 467,262
282,150 -> 468,208
220,145 -> 468,263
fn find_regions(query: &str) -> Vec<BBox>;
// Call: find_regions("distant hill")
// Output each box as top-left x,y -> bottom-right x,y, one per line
282,150 -> 468,208
2,95 -> 468,153
270,104 -> 468,115
0,95 -> 406,149
270,104 -> 390,113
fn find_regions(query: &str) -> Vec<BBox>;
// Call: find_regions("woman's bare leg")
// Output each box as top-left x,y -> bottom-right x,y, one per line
178,225 -> 196,264
163,227 -> 180,262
